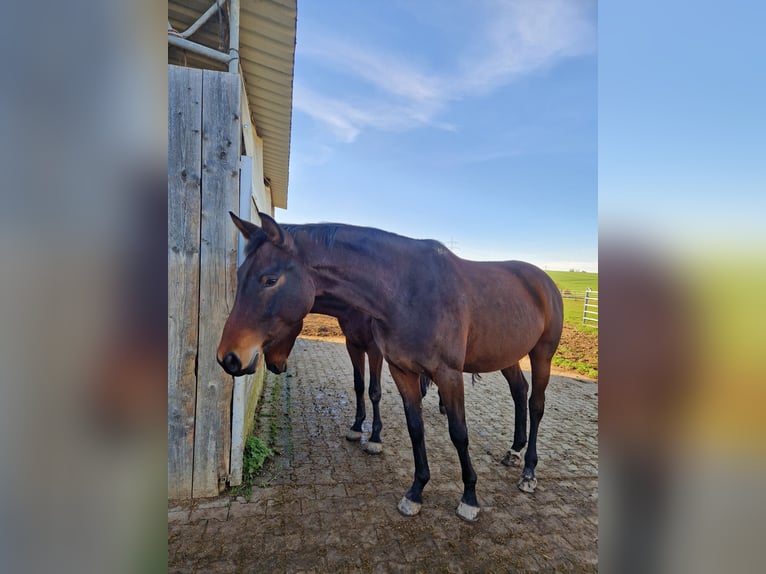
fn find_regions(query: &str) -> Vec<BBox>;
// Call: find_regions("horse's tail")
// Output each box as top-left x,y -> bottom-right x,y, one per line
419,373 -> 433,397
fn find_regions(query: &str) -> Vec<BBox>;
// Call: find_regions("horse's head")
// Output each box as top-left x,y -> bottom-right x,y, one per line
217,212 -> 315,376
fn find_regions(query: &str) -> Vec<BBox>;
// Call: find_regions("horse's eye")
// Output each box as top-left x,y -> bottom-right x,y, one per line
260,275 -> 278,287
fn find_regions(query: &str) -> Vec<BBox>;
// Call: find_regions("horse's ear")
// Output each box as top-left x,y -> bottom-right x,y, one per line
258,212 -> 288,247
229,211 -> 261,241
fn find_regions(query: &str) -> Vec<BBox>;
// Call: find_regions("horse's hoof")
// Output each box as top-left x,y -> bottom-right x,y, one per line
501,449 -> 523,467
518,476 -> 538,493
364,441 -> 383,455
397,496 -> 422,517
456,502 -> 480,522
346,429 -> 362,441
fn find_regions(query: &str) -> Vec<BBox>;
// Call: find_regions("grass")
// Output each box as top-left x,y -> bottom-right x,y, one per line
242,436 -> 272,483
545,270 -> 599,293
229,435 -> 272,498
552,355 -> 598,379
562,299 -> 598,333
545,270 -> 599,333
544,270 -> 599,377
228,374 -> 283,498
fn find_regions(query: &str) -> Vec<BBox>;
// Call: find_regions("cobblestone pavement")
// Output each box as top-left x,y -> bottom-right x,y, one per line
169,338 -> 598,573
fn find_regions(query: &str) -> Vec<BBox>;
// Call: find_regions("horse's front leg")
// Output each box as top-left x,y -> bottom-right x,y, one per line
364,346 -> 384,454
438,370 -> 480,521
345,342 -> 367,441
389,364 -> 430,517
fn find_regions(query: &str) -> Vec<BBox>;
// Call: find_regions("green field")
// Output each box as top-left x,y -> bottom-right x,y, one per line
545,270 -> 599,293
545,270 -> 598,332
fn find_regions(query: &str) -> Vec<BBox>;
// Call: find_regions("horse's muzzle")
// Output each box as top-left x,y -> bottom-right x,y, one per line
218,351 -> 257,376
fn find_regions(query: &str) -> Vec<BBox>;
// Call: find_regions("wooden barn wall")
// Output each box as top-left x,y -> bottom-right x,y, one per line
168,65 -> 241,499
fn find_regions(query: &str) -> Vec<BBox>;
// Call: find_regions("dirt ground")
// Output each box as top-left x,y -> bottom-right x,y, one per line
301,313 -> 599,379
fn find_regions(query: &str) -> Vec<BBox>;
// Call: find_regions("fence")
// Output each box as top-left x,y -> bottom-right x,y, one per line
561,290 -> 592,301
582,289 -> 599,328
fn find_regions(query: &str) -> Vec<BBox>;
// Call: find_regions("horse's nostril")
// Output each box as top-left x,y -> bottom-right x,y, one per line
222,352 -> 241,374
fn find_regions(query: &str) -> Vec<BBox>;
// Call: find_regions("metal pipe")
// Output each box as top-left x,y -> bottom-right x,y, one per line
178,0 -> 226,39
228,0 -> 241,73
168,34 -> 231,65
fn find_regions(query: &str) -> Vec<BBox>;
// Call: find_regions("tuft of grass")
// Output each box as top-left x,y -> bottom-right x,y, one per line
552,356 -> 598,379
242,436 -> 273,484
228,434 -> 272,498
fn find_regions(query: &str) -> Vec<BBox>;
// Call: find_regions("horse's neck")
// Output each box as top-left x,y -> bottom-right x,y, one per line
312,295 -> 353,319
294,229 -> 399,321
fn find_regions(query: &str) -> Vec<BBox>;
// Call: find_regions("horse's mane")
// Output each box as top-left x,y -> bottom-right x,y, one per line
244,221 -> 449,257
282,222 -> 449,254
282,223 -> 347,250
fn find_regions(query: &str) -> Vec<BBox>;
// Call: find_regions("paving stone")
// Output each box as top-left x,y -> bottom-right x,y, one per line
167,509 -> 190,524
227,501 -> 266,520
169,338 -> 598,571
189,505 -> 229,523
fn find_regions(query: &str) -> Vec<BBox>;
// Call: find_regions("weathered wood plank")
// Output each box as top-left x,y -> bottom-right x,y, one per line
168,65 -> 203,500
229,156 -> 253,487
193,69 -> 241,497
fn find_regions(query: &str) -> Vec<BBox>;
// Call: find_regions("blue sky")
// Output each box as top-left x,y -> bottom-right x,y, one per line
599,1 -> 765,249
277,0 -> 598,272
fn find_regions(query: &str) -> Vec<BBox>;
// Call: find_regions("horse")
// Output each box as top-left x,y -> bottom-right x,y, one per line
217,213 -> 563,521
263,295 -> 435,455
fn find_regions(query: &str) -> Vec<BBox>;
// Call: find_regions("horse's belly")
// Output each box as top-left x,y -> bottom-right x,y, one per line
463,324 -> 540,372
463,351 -> 525,374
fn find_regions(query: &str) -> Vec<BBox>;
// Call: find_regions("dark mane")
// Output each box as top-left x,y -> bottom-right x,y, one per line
282,223 -> 346,250
282,222 -> 450,254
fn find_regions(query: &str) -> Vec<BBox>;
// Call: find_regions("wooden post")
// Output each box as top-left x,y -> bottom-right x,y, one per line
168,66 -> 203,500
192,69 -> 241,497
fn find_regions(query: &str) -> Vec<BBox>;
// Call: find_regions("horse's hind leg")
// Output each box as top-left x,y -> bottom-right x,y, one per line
500,363 -> 529,467
364,345 -> 384,454
345,342 -> 366,441
519,349 -> 554,493
438,369 -> 480,521
389,364 -> 430,517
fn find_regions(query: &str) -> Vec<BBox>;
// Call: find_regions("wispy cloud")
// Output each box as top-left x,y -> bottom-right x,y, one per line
299,36 -> 445,106
459,0 -> 596,93
294,0 -> 596,142
293,83 -> 450,143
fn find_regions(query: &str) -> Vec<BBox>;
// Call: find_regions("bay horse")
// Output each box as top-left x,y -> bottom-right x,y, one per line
264,295 -> 435,455
218,213 -> 563,521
